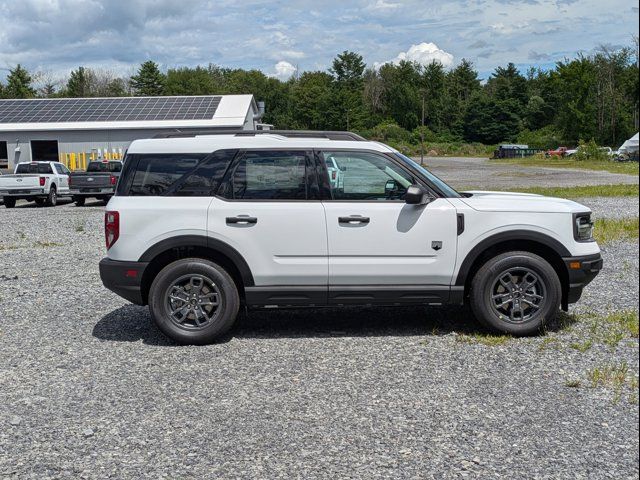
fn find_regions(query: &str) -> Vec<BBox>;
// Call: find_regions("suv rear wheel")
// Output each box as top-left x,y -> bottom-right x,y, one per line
3,197 -> 16,208
469,251 -> 561,336
148,258 -> 240,344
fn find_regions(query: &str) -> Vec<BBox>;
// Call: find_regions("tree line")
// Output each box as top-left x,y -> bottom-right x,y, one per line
1,44 -> 638,148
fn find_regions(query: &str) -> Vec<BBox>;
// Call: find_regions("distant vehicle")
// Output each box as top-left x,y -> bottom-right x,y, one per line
69,160 -> 123,206
546,146 -> 569,157
324,154 -> 345,191
566,146 -> 614,158
493,144 -> 545,159
0,161 -> 71,208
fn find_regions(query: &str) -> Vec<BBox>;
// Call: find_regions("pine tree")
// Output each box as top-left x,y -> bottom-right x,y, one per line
130,61 -> 165,96
5,64 -> 36,98
66,67 -> 94,97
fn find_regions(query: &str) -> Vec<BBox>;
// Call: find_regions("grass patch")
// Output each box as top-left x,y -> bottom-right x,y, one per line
33,241 -> 63,248
75,223 -> 85,233
594,217 -> 639,245
587,362 -> 638,404
574,310 -> 638,350
565,379 -> 582,388
492,156 -> 639,175
455,333 -> 512,346
497,184 -> 638,198
0,244 -> 19,251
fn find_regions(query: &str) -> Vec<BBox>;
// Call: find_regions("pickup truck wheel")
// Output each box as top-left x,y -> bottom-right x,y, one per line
74,197 -> 85,207
34,198 -> 45,207
469,251 -> 561,336
3,197 -> 16,208
148,258 -> 240,345
46,186 -> 57,207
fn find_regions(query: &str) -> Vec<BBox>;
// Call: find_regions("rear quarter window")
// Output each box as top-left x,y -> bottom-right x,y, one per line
118,150 -> 236,196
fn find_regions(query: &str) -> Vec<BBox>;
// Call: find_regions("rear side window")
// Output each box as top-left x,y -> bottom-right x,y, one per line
118,151 -> 236,196
16,163 -> 53,174
220,151 -> 308,200
87,162 -> 122,173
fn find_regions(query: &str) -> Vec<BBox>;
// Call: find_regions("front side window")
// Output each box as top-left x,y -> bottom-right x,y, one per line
320,151 -> 414,201
221,151 -> 308,200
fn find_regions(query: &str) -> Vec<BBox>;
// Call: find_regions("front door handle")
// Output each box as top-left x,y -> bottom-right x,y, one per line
338,215 -> 370,225
226,216 -> 258,225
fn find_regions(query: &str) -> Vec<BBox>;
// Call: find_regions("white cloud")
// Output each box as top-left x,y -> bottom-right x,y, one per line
271,61 -> 297,80
376,42 -> 454,69
368,0 -> 401,10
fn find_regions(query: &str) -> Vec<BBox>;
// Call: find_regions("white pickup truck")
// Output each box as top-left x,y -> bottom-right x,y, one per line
0,161 -> 71,208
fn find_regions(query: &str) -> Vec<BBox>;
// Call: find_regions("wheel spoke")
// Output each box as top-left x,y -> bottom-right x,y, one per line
521,298 -> 540,309
166,274 -> 222,329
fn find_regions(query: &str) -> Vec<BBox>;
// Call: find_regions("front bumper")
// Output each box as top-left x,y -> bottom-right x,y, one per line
563,253 -> 603,307
99,258 -> 149,305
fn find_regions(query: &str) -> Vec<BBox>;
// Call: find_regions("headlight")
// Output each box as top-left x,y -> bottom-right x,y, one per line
574,213 -> 594,242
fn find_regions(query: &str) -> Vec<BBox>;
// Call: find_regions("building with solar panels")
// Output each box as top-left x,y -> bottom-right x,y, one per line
0,95 -> 262,170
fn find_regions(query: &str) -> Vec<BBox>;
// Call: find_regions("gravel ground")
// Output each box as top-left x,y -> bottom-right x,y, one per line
1,196 -> 638,479
424,156 -> 639,190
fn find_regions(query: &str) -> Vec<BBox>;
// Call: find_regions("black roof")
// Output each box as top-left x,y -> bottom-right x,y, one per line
0,96 -> 222,124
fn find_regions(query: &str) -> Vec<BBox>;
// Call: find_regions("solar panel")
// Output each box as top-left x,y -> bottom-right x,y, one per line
0,96 -> 222,124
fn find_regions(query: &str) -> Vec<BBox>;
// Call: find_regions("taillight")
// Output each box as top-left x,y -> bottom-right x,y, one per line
110,175 -> 117,186
105,211 -> 120,250
68,176 -> 72,187
39,177 -> 46,187
331,171 -> 337,180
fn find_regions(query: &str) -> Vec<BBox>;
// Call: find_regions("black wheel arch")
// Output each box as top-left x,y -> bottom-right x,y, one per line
456,230 -> 571,309
138,235 -> 254,305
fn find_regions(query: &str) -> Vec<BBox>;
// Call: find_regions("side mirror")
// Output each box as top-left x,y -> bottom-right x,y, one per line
405,185 -> 432,205
338,165 -> 347,172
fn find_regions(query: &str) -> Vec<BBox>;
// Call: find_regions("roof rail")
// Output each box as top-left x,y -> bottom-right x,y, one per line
152,129 -> 366,141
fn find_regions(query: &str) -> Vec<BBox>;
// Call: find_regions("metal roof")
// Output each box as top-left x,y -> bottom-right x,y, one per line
0,94 -> 257,132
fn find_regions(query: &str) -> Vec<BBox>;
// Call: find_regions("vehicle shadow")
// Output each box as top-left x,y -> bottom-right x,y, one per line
92,303 -> 529,346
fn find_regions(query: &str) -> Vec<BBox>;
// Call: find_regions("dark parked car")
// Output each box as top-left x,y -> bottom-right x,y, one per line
69,160 -> 122,206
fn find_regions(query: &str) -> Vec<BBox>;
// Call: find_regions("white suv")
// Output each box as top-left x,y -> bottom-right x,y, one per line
99,131 -> 602,344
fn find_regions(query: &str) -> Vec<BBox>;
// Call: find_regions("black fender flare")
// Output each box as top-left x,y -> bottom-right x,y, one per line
455,230 -> 571,286
139,235 -> 255,287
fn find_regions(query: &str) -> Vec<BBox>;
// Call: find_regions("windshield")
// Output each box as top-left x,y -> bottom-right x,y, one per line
393,153 -> 461,198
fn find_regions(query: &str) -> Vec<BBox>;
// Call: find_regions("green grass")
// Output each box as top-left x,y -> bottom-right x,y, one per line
33,241 -> 63,248
493,184 -> 639,198
573,310 -> 639,350
455,333 -> 512,346
587,362 -> 638,404
594,217 -> 639,245
492,156 -> 639,175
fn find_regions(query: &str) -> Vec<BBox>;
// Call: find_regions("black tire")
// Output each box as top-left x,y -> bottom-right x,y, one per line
3,197 -> 16,208
148,258 -> 240,345
34,198 -> 46,207
469,251 -> 561,336
45,186 -> 57,207
74,196 -> 85,207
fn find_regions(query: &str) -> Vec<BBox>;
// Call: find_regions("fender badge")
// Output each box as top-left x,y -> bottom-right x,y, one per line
431,241 -> 443,251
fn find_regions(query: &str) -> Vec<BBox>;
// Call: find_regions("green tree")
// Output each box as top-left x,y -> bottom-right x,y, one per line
163,66 -> 213,95
292,71 -> 336,129
486,62 -> 529,108
464,93 -> 521,144
66,67 -> 94,97
130,61 -> 165,96
5,64 -> 36,98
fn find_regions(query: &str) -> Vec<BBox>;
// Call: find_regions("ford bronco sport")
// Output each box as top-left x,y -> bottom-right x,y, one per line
99,131 -> 602,344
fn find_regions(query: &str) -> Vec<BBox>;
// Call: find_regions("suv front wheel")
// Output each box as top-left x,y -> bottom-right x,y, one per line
148,258 -> 240,344
469,251 -> 561,336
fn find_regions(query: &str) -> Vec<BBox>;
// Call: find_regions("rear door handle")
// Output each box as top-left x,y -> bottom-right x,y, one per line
226,216 -> 258,225
338,216 -> 370,225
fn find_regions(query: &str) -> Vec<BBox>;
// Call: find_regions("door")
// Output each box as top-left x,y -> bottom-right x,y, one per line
208,150 -> 327,296
54,163 -> 71,193
319,150 -> 458,297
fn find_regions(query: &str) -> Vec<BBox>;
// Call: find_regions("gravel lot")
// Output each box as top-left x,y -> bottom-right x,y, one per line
1,187 -> 638,478
425,156 -> 639,190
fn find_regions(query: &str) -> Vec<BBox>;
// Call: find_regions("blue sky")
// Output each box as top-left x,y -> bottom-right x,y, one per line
0,0 -> 638,84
